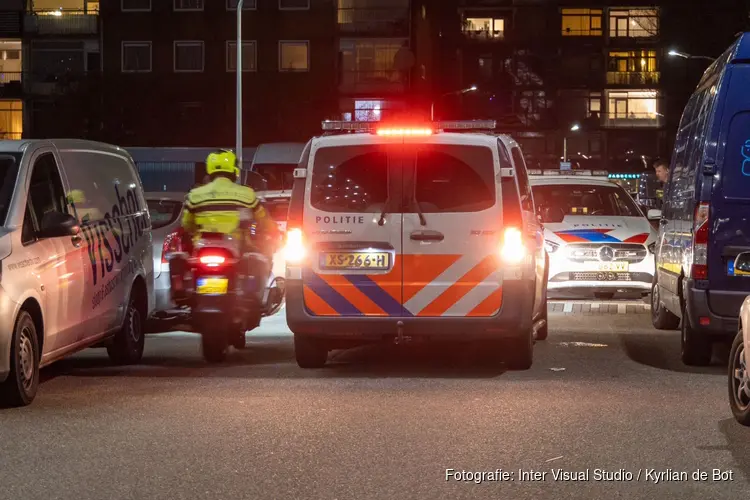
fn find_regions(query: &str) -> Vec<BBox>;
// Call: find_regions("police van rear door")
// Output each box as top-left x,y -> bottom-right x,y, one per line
400,135 -> 504,318
300,135 -> 405,317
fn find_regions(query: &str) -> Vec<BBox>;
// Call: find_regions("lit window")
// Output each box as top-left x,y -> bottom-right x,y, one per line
607,50 -> 659,84
354,100 -> 383,121
0,100 -> 22,140
121,42 -> 151,72
609,9 -> 659,38
561,8 -> 603,36
463,17 -> 505,39
604,90 -> 662,128
226,41 -> 257,72
588,92 -> 601,116
121,0 -> 150,11
174,41 -> 204,72
339,38 -> 407,92
279,41 -> 309,71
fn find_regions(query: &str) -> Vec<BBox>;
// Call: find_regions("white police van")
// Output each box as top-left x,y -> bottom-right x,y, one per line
529,169 -> 657,300
283,120 -> 548,369
0,140 -> 153,406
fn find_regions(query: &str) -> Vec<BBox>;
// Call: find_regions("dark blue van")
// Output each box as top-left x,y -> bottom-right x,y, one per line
651,33 -> 750,366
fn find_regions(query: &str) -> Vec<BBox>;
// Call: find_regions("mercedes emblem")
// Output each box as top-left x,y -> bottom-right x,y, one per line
599,246 -> 615,262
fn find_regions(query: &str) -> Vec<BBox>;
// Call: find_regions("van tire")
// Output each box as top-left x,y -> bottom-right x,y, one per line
202,334 -> 228,363
681,299 -> 712,366
505,331 -> 533,371
0,311 -> 40,407
107,297 -> 145,365
294,335 -> 328,368
651,280 -> 680,330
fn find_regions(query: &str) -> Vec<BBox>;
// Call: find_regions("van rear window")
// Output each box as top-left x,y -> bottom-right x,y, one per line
413,145 -> 495,213
310,146 -> 388,213
723,111 -> 750,199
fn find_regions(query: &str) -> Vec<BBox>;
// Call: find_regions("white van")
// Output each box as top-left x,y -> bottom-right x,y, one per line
0,140 -> 154,406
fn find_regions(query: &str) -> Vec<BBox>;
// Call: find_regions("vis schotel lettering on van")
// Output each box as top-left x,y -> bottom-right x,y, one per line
70,184 -> 149,309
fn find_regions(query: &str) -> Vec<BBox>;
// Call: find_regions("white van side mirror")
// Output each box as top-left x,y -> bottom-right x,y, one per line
647,209 -> 662,220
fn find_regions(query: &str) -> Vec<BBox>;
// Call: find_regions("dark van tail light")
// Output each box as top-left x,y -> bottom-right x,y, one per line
162,227 -> 185,263
691,202 -> 710,280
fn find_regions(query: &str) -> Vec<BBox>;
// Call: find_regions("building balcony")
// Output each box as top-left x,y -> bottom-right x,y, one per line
337,7 -> 409,36
462,28 -> 505,42
24,10 -> 98,36
606,71 -> 660,86
339,70 -> 407,94
0,72 -> 22,98
602,112 -> 664,128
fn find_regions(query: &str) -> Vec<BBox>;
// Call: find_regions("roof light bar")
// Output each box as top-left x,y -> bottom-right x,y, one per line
532,169 -> 610,177
376,128 -> 432,136
320,120 -> 496,133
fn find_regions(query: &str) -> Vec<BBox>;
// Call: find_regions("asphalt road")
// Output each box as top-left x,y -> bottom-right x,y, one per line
1,301 -> 749,500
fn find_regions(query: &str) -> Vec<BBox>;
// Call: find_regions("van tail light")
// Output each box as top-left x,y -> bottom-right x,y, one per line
500,227 -> 526,264
162,227 -> 185,263
284,227 -> 306,264
691,202 -> 710,280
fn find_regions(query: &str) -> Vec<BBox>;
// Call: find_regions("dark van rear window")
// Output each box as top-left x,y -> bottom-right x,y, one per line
414,145 -> 495,213
310,146 -> 388,213
723,111 -> 750,199
147,199 -> 183,229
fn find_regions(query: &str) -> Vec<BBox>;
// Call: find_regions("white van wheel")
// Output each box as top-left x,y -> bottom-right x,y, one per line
0,311 -> 40,407
107,297 -> 145,365
729,328 -> 750,426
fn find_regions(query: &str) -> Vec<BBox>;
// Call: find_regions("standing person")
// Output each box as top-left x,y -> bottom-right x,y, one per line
653,158 -> 669,209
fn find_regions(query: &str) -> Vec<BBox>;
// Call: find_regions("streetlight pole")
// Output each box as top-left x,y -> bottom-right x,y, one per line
668,50 -> 715,62
430,85 -> 477,121
563,124 -> 579,164
236,0 -> 244,179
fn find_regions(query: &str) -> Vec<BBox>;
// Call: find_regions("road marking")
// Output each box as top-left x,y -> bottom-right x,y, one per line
617,303 -> 627,314
563,302 -> 573,313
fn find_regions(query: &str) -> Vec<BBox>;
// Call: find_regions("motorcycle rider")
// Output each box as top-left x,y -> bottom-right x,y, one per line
171,149 -> 280,332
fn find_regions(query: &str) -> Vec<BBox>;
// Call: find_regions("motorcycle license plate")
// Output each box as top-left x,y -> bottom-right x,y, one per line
196,277 -> 229,295
320,252 -> 390,270
598,262 -> 628,272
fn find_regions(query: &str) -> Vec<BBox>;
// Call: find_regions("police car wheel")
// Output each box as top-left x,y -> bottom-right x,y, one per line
729,328 -> 750,426
651,280 -> 679,330
0,311 -> 39,407
294,335 -> 328,369
680,298 -> 712,366
504,332 -> 533,371
107,297 -> 145,366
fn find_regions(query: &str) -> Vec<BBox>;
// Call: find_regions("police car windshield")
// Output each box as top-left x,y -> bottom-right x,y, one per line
0,154 -> 20,226
532,183 -> 641,222
252,164 -> 295,191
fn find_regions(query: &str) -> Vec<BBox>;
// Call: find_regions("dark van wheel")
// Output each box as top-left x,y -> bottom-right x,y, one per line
651,280 -> 680,330
681,300 -> 712,366
107,297 -> 145,365
294,335 -> 328,368
729,329 -> 750,426
505,331 -> 533,371
0,311 -> 40,407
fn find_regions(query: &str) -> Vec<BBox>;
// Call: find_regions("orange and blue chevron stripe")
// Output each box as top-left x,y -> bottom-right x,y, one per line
302,254 -> 503,318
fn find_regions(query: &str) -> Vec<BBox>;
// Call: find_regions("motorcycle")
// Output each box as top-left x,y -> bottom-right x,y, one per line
169,224 -> 285,362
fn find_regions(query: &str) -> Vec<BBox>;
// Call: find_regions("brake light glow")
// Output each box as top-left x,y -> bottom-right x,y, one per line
284,228 -> 306,263
199,255 -> 226,267
500,227 -> 526,264
691,202 -> 709,280
161,227 -> 184,263
376,128 -> 433,136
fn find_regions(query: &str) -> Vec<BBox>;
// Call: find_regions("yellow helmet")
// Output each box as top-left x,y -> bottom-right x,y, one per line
206,149 -> 240,177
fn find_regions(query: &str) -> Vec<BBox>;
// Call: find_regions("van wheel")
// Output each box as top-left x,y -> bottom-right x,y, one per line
681,299 -> 712,366
0,311 -> 40,407
651,279 -> 680,330
504,331 -> 533,371
107,297 -> 145,365
729,328 -> 750,426
294,335 -> 328,368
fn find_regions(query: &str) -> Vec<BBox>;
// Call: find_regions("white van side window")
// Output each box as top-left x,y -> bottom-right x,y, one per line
26,153 -> 68,238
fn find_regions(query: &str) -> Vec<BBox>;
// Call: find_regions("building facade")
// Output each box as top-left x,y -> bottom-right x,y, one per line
434,0 -> 749,171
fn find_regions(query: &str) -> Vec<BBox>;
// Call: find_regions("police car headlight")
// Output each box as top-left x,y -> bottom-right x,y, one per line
283,228 -> 306,264
500,227 -> 526,264
544,240 -> 560,254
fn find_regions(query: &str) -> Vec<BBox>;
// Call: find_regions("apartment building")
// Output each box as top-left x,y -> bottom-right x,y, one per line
0,0 -> 24,141
434,0 -> 747,171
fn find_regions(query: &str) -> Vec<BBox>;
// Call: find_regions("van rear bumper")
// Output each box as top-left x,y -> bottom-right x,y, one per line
285,280 -> 534,341
685,280 -> 740,336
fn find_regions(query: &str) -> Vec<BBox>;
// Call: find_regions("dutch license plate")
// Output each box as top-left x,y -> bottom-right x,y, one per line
598,262 -> 628,272
196,277 -> 229,295
321,252 -> 389,270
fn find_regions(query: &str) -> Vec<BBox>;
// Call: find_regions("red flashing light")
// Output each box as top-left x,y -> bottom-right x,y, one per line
199,254 -> 226,267
162,227 -> 185,263
376,127 -> 433,137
